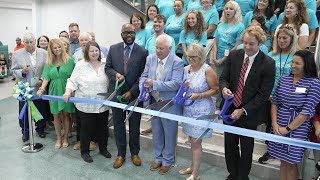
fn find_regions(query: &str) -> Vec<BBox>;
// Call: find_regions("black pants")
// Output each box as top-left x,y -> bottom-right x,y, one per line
75,108 -> 81,141
78,110 -> 109,155
19,99 -> 47,136
112,105 -> 141,157
225,123 -> 257,180
265,101 -> 272,145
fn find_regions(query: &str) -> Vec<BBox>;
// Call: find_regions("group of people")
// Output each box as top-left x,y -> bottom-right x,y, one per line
9,0 -> 320,180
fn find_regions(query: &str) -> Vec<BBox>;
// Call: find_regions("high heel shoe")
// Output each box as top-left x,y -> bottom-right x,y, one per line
55,140 -> 62,149
186,175 -> 200,180
62,141 -> 69,148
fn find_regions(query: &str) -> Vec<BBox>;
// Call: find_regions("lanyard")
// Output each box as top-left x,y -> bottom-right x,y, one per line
279,50 -> 292,77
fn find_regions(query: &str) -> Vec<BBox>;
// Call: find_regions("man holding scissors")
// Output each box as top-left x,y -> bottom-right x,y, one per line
105,23 -> 148,169
140,34 -> 184,175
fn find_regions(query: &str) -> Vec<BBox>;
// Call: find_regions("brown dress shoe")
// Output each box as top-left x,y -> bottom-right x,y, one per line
141,127 -> 152,135
159,166 -> 171,175
131,155 -> 141,166
150,162 -> 161,171
113,156 -> 125,169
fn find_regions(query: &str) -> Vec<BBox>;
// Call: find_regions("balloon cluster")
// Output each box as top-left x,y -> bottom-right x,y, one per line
12,82 -> 34,100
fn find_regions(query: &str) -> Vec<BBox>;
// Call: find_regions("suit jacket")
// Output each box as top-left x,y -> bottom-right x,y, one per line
11,48 -> 47,91
219,49 -> 275,127
105,42 -> 148,98
140,53 -> 184,114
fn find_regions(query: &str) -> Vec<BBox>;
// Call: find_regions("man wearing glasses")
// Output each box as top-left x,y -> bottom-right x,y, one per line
105,23 -> 148,169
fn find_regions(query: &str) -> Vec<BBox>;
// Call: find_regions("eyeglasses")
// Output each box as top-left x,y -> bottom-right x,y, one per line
187,55 -> 198,59
121,31 -> 135,36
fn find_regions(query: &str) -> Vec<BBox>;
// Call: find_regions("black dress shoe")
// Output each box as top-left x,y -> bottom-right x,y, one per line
100,150 -> 112,158
226,175 -> 234,180
81,154 -> 93,163
22,136 -> 29,142
38,133 -> 46,138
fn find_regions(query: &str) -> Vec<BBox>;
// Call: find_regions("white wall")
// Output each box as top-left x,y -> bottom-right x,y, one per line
35,0 -> 130,48
0,7 -> 32,52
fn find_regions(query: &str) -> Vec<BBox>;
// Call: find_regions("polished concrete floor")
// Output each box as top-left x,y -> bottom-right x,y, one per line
0,77 -> 317,180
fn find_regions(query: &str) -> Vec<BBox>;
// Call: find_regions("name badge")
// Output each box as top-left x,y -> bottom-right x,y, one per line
295,87 -> 306,94
224,49 -> 230,57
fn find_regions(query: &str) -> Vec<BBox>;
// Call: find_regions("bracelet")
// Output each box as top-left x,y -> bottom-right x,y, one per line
39,87 -> 45,91
199,93 -> 203,99
286,126 -> 292,132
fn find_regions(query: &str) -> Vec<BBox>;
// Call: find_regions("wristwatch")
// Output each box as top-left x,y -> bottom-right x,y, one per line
285,126 -> 292,132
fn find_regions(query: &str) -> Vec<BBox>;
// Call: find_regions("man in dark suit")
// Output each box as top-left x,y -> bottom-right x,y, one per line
105,23 -> 148,169
219,26 -> 275,180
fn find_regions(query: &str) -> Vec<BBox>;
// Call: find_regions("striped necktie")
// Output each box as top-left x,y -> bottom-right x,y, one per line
124,46 -> 130,73
234,57 -> 250,107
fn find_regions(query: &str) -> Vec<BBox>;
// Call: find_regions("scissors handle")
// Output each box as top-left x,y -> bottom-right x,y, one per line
117,95 -> 129,104
115,79 -> 126,91
219,96 -> 237,125
138,79 -> 150,102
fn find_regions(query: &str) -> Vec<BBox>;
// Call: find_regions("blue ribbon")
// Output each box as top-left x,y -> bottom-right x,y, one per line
40,95 -> 320,150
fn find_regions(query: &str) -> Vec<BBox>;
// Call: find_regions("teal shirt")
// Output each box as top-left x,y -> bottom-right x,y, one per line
187,0 -> 203,11
234,0 -> 253,17
201,6 -> 219,37
179,30 -> 207,64
276,9 -> 318,30
156,0 -> 175,20
145,35 -> 176,55
214,22 -> 245,59
268,52 -> 293,94
165,14 -> 185,53
135,29 -> 152,47
243,11 -> 278,32
215,0 -> 225,11
304,0 -> 317,11
146,21 -> 155,35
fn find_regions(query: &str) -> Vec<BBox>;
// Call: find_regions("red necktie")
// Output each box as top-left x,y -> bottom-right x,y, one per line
234,57 -> 250,107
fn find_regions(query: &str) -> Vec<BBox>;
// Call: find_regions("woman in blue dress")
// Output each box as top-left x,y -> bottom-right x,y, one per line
180,10 -> 207,65
268,50 -> 320,180
130,13 -> 151,47
243,0 -> 277,37
165,0 -> 185,58
179,43 -> 219,180
212,1 -> 244,111
145,4 -> 159,35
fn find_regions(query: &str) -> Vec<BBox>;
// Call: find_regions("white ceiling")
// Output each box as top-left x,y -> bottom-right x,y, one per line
0,0 -> 32,4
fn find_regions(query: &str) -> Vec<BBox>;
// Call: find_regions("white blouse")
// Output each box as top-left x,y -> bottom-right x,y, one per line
66,60 -> 109,113
275,23 -> 309,37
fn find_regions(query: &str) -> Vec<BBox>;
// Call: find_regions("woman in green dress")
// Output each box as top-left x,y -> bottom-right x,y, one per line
36,38 -> 75,149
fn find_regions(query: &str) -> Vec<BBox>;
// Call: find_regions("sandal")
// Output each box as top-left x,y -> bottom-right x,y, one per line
186,175 -> 200,180
55,140 -> 62,149
62,141 -> 69,148
179,167 -> 193,175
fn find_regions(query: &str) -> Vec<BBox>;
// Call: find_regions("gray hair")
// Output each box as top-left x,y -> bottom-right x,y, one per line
79,32 -> 92,41
23,33 -> 35,42
121,23 -> 135,32
156,34 -> 172,48
187,43 -> 206,65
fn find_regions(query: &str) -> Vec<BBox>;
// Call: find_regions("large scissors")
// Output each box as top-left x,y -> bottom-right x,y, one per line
194,96 -> 236,142
145,79 -> 195,121
123,79 -> 150,123
97,79 -> 126,101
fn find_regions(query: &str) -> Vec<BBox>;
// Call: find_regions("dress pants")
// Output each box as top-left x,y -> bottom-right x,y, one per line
112,103 -> 142,157
224,122 -> 257,180
152,116 -> 178,166
78,110 -> 109,155
18,99 -> 47,136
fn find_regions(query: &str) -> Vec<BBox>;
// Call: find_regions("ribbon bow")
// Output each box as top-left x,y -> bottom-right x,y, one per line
12,82 -> 43,122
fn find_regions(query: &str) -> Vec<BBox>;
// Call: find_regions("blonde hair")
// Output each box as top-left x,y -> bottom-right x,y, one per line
47,39 -> 69,67
272,24 -> 298,54
220,1 -> 242,23
187,43 -> 206,65
241,25 -> 267,44
59,37 -> 71,55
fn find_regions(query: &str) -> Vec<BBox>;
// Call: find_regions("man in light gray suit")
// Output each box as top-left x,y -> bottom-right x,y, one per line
11,33 -> 47,142
140,34 -> 184,175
